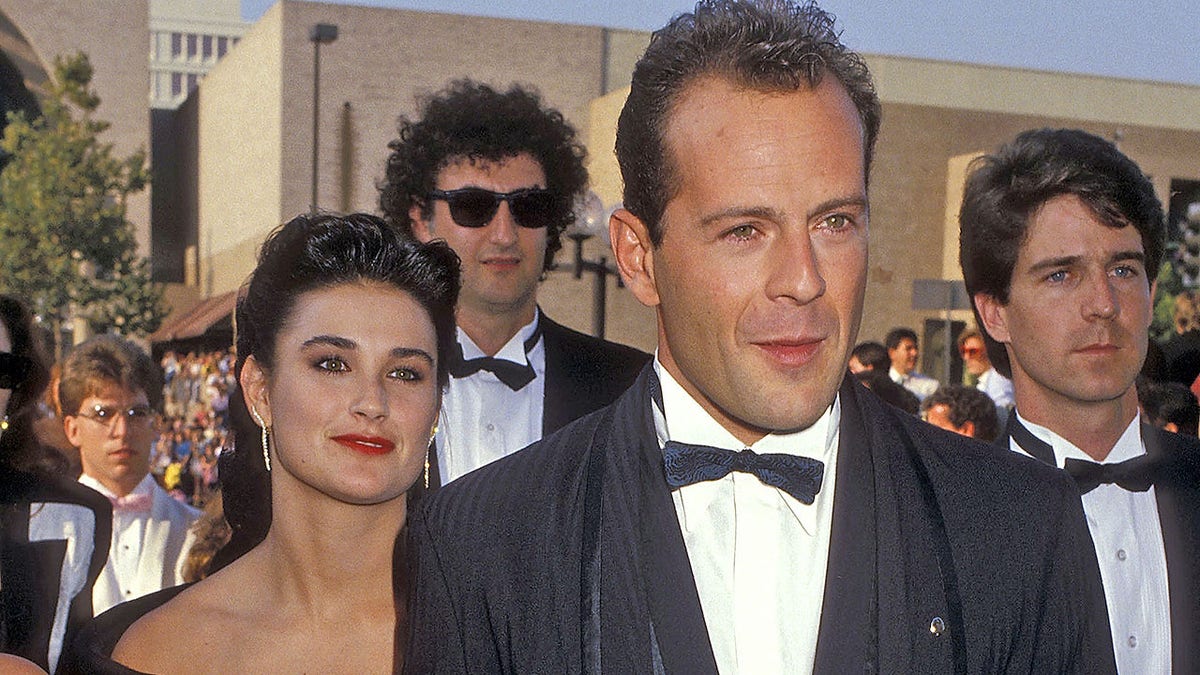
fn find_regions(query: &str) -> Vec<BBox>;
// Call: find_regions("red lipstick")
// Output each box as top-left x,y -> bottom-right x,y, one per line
331,434 -> 396,456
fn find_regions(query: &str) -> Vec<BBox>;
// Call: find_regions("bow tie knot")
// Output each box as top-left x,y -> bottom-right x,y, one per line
662,441 -> 824,504
448,319 -> 543,391
109,492 -> 152,513
1063,455 -> 1162,494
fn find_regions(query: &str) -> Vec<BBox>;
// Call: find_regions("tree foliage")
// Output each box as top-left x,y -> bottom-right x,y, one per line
0,52 -> 164,352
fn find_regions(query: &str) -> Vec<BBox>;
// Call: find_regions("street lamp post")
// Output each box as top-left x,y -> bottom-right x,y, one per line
565,192 -> 622,339
309,23 -> 338,214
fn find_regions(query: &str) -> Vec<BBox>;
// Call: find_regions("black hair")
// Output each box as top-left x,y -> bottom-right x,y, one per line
855,369 -> 920,416
850,341 -> 889,371
884,327 -> 918,351
616,0 -> 881,244
1138,378 -> 1199,437
380,79 -> 588,272
959,128 -> 1165,378
921,384 -> 1000,442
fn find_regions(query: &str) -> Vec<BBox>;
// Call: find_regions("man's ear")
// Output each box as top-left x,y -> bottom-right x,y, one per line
960,420 -> 977,438
63,414 -> 82,448
610,208 -> 660,308
239,355 -> 272,428
973,292 -> 1011,345
409,204 -> 435,244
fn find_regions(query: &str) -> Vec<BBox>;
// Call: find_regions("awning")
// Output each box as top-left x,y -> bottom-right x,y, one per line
149,290 -> 237,343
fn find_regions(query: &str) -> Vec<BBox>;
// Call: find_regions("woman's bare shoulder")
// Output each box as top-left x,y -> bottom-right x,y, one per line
112,561 -> 260,672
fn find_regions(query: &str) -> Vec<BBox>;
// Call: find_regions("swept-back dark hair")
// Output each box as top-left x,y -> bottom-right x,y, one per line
884,327 -> 918,351
234,212 -> 460,389
850,341 -> 889,371
616,0 -> 881,243
959,128 -> 1165,378
213,213 -> 460,581
379,79 -> 588,272
0,295 -> 57,474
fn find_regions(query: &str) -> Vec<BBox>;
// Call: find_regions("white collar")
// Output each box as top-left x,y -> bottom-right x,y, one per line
78,472 -> 155,501
1014,411 -> 1143,467
457,309 -> 541,364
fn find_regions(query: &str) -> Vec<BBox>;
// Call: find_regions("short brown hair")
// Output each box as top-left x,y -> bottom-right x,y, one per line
58,335 -> 162,416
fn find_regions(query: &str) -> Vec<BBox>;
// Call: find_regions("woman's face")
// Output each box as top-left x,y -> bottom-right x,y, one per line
242,281 -> 439,506
0,320 -> 12,417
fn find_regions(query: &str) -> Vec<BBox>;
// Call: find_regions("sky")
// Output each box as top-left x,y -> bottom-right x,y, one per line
242,0 -> 1200,88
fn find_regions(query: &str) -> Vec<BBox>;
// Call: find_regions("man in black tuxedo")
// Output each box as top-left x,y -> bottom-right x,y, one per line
380,80 -> 648,487
407,2 -> 1114,672
961,127 -> 1200,673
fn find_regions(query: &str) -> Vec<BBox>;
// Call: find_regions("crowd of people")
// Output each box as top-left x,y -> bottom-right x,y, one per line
0,0 -> 1196,673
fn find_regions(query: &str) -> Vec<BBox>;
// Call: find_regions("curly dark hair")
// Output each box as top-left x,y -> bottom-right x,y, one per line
921,384 -> 1000,442
959,128 -> 1165,378
616,0 -> 881,243
379,79 -> 588,272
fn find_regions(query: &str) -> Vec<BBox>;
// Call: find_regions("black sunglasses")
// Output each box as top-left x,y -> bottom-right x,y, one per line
0,352 -> 31,390
428,187 -> 559,229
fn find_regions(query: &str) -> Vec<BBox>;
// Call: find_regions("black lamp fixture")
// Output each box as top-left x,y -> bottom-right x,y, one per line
564,191 -> 623,339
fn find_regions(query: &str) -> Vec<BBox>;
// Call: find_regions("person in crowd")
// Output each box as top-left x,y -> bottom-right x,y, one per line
1138,378 -> 1200,437
67,213 -> 460,673
380,79 -> 649,486
853,368 -> 920,415
847,340 -> 888,374
406,2 -> 1113,671
961,126 -> 1200,672
920,384 -> 1000,441
59,336 -> 199,616
958,328 -> 1013,410
885,326 -> 939,401
0,295 -> 110,673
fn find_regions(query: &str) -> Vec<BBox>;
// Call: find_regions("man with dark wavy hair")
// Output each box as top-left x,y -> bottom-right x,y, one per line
380,80 -> 647,486
961,127 -> 1200,672
408,3 -> 1112,671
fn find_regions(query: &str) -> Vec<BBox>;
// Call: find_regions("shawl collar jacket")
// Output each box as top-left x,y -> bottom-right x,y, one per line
407,368 -> 1114,673
998,418 -> 1200,672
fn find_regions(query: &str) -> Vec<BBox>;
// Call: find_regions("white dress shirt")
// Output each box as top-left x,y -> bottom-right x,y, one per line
77,473 -> 155,614
1009,413 -> 1171,674
653,359 -> 839,674
889,366 -> 939,401
437,313 -> 545,483
976,367 -> 1014,409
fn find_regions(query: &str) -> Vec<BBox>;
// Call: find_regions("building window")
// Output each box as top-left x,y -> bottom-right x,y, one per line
171,32 -> 182,60
217,36 -> 228,59
202,35 -> 213,61
171,72 -> 183,98
186,73 -> 198,94
186,33 -> 198,60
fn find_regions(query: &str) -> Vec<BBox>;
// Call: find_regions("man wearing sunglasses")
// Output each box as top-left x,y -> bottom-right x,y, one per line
60,336 -> 199,615
957,328 -> 1013,411
381,79 -> 649,486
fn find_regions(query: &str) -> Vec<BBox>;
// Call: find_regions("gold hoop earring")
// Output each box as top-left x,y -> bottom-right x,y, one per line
251,406 -> 271,472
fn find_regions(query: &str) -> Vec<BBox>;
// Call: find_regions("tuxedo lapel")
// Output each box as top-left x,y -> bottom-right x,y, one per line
624,369 -> 718,673
540,317 -> 588,434
813,376 -> 876,671
1145,428 -> 1200,673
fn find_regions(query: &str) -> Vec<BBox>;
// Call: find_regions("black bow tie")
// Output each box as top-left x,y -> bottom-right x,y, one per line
448,318 -> 543,391
1063,455 -> 1162,494
662,440 -> 825,504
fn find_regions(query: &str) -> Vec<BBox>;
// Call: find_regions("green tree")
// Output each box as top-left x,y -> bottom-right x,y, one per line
0,52 -> 164,358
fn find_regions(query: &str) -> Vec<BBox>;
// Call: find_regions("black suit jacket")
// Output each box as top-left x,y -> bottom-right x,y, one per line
1000,419 -> 1200,672
407,369 -> 1114,673
423,314 -> 649,489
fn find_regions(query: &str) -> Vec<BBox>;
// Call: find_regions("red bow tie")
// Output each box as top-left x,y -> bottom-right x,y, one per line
109,492 -> 152,513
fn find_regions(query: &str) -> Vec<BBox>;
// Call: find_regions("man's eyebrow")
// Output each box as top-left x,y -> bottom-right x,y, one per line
301,335 -> 356,350
1027,249 -> 1145,274
1109,249 -> 1146,265
696,196 -> 868,228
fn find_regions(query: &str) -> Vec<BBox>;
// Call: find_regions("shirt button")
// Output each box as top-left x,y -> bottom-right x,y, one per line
1116,549 -> 1127,561
485,423 -> 495,432
1128,635 -> 1137,649
125,590 -> 132,595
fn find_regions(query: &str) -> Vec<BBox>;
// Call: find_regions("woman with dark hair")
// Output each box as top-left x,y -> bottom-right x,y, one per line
0,295 -> 111,673
69,213 -> 459,673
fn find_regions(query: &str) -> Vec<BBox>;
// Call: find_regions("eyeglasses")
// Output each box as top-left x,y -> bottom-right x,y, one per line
0,352 -> 30,389
75,404 -> 155,429
960,346 -> 985,358
428,187 -> 559,229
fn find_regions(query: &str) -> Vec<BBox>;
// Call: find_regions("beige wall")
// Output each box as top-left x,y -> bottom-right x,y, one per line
0,0 -> 151,252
